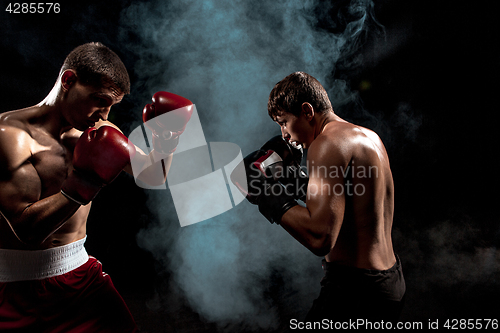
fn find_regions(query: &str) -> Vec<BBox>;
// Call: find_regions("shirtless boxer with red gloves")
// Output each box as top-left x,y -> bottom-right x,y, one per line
0,42 -> 192,332
233,72 -> 405,322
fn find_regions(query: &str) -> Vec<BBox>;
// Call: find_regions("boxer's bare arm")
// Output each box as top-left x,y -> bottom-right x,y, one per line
122,147 -> 173,186
124,153 -> 172,186
0,125 -> 81,245
95,120 -> 171,186
280,134 -> 349,256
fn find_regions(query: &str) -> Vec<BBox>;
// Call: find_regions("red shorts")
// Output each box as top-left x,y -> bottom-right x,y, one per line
0,256 -> 137,333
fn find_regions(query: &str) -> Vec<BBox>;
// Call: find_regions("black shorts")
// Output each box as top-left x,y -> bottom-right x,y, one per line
306,255 -> 406,322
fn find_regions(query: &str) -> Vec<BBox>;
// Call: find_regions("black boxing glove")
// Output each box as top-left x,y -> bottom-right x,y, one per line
259,135 -> 309,201
231,149 -> 298,224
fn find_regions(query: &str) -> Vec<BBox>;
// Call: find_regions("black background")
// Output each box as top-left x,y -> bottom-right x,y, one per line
2,0 -> 499,331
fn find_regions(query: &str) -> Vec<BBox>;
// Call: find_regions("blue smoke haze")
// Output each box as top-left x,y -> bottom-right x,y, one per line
3,0 -> 499,329
119,0 -> 377,330
119,0 -> 375,149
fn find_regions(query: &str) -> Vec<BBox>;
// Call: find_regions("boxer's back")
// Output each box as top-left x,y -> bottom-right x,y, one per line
317,121 -> 396,270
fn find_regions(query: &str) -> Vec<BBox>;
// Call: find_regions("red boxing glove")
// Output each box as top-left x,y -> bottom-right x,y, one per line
61,126 -> 136,205
143,91 -> 193,154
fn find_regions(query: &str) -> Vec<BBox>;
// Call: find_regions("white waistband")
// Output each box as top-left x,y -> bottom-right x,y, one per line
0,236 -> 89,282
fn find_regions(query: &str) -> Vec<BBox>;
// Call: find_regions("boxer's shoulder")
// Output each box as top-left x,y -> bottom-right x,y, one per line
0,105 -> 39,126
348,125 -> 389,166
0,119 -> 35,172
0,107 -> 38,143
322,120 -> 367,139
309,121 -> 386,169
309,121 -> 354,162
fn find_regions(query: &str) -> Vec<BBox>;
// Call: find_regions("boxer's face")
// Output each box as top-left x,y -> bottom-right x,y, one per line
274,102 -> 316,149
61,71 -> 124,131
274,109 -> 312,149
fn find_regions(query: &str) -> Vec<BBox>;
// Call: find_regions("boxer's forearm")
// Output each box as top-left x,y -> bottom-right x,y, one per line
124,150 -> 172,186
279,205 -> 336,256
125,91 -> 192,186
6,193 -> 81,245
139,151 -> 173,185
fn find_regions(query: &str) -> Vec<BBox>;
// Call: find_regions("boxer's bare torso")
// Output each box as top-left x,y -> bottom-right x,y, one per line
279,112 -> 396,271
0,106 -> 89,250
316,119 -> 395,270
0,75 -> 173,252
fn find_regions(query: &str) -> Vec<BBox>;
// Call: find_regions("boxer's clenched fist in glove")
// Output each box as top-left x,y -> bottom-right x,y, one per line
259,136 -> 309,201
231,149 -> 298,224
61,126 -> 136,205
143,91 -> 193,154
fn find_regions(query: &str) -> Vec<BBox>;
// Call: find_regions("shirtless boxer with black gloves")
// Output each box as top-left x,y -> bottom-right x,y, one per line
0,42 -> 193,332
233,72 -> 405,322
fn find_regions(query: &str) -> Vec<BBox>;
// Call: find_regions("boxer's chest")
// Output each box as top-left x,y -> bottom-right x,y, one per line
29,132 -> 75,197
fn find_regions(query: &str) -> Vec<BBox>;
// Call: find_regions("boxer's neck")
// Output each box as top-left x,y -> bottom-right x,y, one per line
33,103 -> 72,139
313,110 -> 339,139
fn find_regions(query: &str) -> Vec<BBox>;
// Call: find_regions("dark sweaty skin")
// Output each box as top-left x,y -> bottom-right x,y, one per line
275,103 -> 396,270
0,107 -> 88,250
0,70 -> 170,250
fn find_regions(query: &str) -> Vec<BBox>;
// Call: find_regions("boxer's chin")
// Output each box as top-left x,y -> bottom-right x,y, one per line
74,122 -> 92,132
289,140 -> 303,150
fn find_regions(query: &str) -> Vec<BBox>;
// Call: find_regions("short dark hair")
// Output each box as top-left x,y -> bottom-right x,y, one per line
268,71 -> 332,119
61,42 -> 130,94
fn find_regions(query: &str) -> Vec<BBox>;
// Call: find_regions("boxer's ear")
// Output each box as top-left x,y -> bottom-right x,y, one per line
61,70 -> 78,91
301,102 -> 314,121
